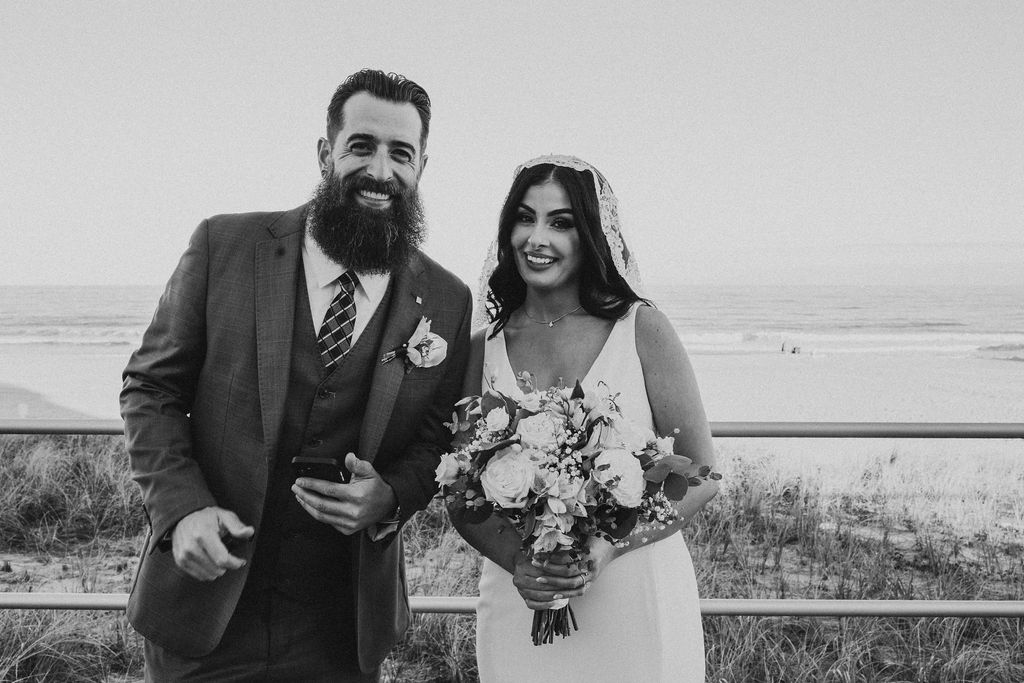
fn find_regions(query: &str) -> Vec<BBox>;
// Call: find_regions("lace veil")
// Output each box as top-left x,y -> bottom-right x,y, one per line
474,154 -> 644,327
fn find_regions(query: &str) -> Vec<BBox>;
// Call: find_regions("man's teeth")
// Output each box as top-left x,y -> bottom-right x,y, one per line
359,190 -> 391,201
526,254 -> 556,265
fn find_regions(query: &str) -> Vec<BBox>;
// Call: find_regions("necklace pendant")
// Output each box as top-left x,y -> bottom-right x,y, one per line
548,322 -> 554,328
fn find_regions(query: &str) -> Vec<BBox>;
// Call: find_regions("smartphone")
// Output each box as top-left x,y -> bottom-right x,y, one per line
291,456 -> 350,484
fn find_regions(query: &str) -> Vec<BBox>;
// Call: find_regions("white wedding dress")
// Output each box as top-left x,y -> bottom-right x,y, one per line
475,304 -> 706,682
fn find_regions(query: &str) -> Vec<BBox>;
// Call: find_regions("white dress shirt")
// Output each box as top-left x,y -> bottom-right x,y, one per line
302,230 -> 391,343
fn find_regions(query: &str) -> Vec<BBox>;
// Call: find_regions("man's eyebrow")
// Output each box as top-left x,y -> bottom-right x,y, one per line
345,133 -> 377,145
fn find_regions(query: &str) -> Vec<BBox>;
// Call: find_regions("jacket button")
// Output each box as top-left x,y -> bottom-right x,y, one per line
317,389 -> 334,400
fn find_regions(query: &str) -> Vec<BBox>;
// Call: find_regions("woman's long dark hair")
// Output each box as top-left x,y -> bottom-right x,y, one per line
486,163 -> 649,338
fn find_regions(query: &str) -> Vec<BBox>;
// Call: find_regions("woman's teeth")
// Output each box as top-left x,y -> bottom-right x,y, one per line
526,254 -> 556,265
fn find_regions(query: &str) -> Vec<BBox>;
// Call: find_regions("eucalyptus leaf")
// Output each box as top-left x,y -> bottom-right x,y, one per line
664,472 -> 689,500
605,507 -> 639,539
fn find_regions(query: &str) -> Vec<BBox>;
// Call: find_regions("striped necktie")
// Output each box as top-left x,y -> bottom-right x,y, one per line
317,270 -> 359,368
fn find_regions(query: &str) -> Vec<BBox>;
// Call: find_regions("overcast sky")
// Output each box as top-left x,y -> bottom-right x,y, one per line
2,1 -> 1022,289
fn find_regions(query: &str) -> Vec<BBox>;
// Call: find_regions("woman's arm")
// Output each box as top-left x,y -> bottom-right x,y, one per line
447,329 -> 523,568
586,304 -> 720,576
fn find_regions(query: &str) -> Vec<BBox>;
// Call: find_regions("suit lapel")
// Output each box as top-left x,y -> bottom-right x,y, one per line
358,253 -> 429,463
255,206 -> 305,452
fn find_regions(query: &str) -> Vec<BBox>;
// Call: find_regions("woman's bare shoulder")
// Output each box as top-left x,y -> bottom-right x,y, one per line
635,304 -> 685,359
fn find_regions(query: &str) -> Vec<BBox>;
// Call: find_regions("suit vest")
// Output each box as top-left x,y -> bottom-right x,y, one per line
245,271 -> 393,604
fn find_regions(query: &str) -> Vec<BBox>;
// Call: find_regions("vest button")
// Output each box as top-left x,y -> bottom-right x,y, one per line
307,438 -> 322,448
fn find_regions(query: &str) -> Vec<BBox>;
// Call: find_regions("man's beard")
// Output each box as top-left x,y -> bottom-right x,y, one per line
307,172 -> 425,274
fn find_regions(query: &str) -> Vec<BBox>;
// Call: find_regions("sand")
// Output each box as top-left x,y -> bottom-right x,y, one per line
689,352 -> 1024,423
0,343 -> 132,419
2,343 -> 1023,425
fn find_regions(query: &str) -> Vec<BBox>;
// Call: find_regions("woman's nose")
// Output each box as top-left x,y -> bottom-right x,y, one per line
527,225 -> 549,249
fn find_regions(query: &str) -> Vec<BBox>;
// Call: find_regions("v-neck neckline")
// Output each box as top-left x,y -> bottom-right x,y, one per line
497,316 -> 621,390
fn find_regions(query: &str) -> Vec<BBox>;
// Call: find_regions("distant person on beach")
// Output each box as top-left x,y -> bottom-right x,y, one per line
454,155 -> 718,681
120,69 -> 472,680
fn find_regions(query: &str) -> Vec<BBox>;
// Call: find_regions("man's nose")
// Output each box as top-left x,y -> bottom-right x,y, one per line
365,151 -> 394,181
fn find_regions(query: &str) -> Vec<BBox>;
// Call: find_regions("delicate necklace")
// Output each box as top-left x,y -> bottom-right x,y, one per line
522,305 -> 583,328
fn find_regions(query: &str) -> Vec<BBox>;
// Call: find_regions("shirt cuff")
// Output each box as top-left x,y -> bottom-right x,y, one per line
367,504 -> 402,542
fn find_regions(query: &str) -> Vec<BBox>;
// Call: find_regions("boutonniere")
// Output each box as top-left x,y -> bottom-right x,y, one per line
380,316 -> 448,373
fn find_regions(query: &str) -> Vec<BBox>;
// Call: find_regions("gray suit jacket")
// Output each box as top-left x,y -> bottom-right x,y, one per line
121,204 -> 472,670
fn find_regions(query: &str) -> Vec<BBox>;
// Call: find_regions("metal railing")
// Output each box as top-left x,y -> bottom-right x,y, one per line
2,418 -> 1023,618
4,419 -> 1024,439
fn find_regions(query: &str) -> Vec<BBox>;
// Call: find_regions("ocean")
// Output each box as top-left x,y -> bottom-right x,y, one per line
650,284 -> 1024,359
1,283 -> 1023,421
2,283 -> 1023,359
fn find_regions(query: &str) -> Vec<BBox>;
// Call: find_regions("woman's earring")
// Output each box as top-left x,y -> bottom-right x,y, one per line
321,168 -> 328,178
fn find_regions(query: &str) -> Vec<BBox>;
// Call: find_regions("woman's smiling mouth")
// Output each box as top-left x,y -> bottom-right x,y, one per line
524,252 -> 557,266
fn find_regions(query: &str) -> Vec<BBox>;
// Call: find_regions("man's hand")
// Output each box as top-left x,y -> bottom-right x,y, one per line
170,506 -> 254,582
292,452 -> 397,535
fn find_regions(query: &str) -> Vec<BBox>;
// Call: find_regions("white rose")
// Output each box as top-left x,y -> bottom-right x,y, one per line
480,445 -> 535,509
592,448 -> 645,507
655,435 -> 676,454
516,412 -> 564,449
434,452 -> 464,486
485,407 -> 510,432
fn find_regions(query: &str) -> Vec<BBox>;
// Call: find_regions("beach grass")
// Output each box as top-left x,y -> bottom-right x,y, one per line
1,435 -> 1022,681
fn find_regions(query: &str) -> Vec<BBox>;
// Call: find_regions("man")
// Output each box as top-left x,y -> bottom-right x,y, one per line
121,69 -> 472,680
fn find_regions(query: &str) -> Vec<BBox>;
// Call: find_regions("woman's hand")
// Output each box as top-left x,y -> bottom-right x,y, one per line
512,549 -> 589,610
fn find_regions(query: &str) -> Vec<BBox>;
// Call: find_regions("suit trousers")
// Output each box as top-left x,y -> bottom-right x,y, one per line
143,585 -> 378,682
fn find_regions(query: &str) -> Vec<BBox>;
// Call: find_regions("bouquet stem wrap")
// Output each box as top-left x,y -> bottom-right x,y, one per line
532,601 -> 578,646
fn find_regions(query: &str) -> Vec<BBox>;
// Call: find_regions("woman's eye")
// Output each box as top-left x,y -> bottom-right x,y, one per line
551,218 -> 575,230
516,213 -> 534,224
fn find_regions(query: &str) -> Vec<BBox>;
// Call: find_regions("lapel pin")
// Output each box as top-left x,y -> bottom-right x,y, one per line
415,296 -> 422,305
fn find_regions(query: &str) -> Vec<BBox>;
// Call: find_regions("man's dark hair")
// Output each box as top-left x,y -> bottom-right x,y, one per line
326,69 -> 431,150
485,163 -> 649,338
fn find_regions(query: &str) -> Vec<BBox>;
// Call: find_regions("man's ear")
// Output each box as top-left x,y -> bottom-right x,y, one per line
317,137 -> 332,177
418,153 -> 429,180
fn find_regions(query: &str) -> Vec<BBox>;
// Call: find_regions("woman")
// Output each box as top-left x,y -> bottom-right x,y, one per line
454,155 -> 718,682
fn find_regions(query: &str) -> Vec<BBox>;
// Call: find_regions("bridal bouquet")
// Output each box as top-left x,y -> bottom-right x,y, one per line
437,372 -> 719,646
